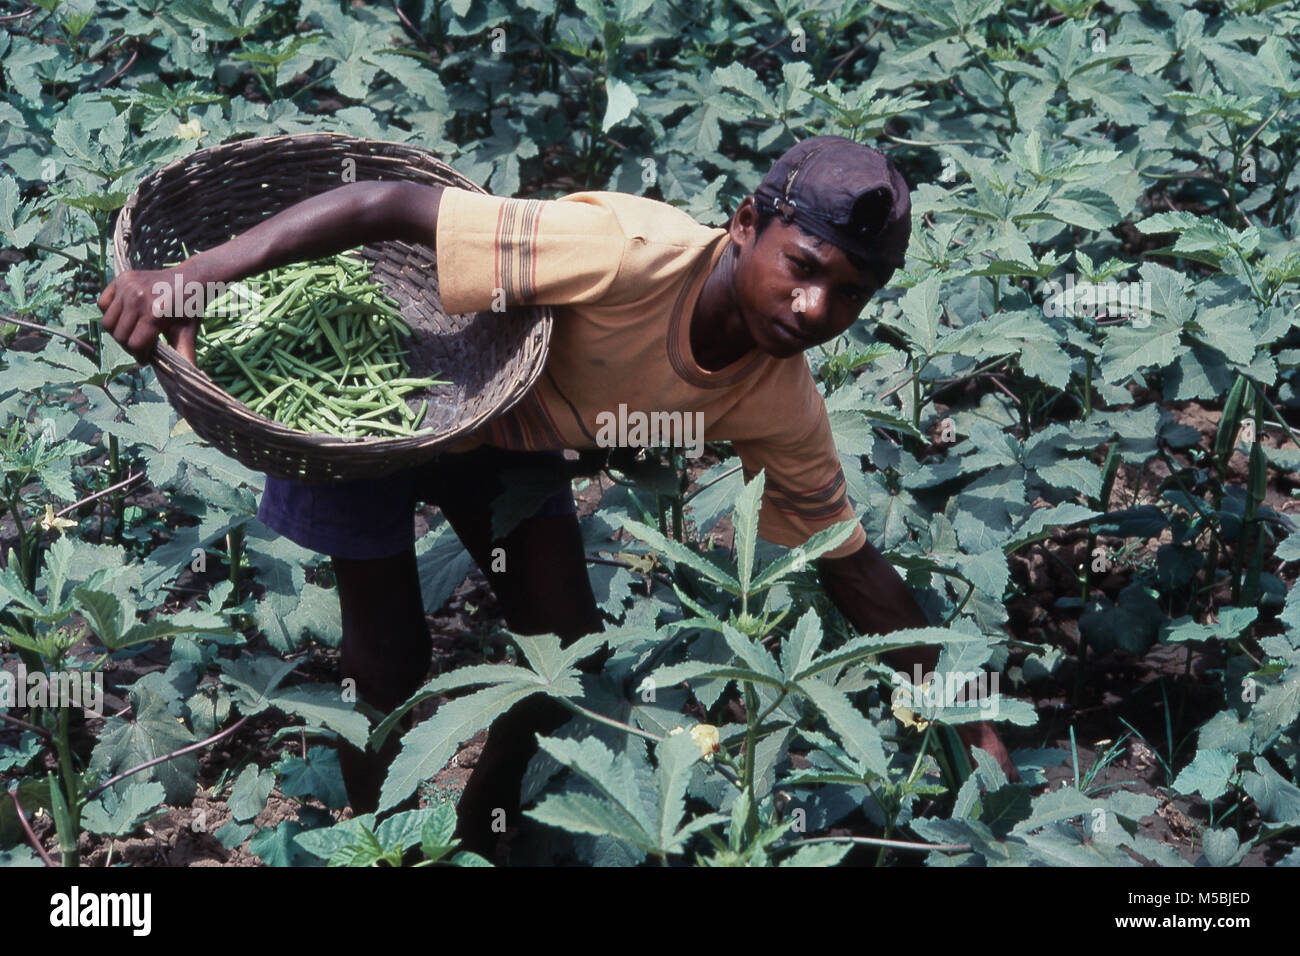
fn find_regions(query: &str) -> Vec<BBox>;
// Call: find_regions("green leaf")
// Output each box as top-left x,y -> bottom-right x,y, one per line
650,659 -> 785,693
779,842 -> 851,866
275,746 -> 348,810
449,850 -> 493,866
1241,757 -> 1300,827
602,77 -> 639,132
526,790 -> 656,851
733,469 -> 765,598
419,802 -> 459,861
794,676 -> 889,778
653,730 -> 701,851
375,806 -> 443,855
71,587 -> 128,649
617,515 -> 740,593
81,781 -> 167,837
0,732 -> 42,773
719,622 -> 784,684
750,518 -> 860,591
219,653 -> 297,715
249,820 -> 313,866
269,684 -> 370,750
369,663 -> 542,750
1201,827 -> 1247,867
979,784 -> 1033,838
378,682 -> 543,812
293,813 -> 377,862
327,828 -> 388,866
779,608 -> 824,682
90,702 -> 199,804
415,520 -> 474,613
512,632 -> 602,691
1162,607 -> 1258,643
227,765 -> 275,823
896,275 -> 943,355
214,821 -> 255,850
523,734 -> 710,855
1010,785 -> 1099,836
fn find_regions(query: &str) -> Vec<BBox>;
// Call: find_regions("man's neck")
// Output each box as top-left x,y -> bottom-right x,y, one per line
690,243 -> 756,372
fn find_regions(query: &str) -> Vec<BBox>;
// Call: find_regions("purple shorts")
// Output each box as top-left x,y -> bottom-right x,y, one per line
256,446 -> 575,560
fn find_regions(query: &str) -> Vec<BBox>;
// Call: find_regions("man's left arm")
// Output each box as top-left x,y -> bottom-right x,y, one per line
816,540 -> 1022,782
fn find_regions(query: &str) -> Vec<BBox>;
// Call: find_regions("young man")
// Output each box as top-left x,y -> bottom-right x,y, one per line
99,136 -> 1019,859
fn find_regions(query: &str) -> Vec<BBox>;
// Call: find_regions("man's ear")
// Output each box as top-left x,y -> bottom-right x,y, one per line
730,196 -> 760,249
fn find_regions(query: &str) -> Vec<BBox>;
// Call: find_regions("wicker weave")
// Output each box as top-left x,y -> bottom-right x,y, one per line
111,132 -> 552,483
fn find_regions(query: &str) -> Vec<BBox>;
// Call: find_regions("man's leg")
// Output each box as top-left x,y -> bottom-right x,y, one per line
332,547 -> 432,814
254,470 -> 428,814
427,448 -> 602,855
450,511 -> 603,856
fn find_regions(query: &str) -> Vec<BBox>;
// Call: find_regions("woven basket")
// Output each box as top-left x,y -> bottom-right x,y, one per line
111,132 -> 552,483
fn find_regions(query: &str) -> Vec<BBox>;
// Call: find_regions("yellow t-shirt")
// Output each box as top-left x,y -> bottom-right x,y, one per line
434,187 -> 868,560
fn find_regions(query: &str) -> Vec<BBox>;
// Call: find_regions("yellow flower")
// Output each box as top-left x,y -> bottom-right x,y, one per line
892,705 -> 931,732
891,678 -> 933,731
40,504 -> 76,535
689,723 -> 720,760
175,118 -> 204,141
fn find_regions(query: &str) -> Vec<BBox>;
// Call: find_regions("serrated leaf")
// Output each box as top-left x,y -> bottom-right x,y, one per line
733,469 -> 764,597
269,684 -> 370,750
617,515 -> 740,592
378,682 -> 542,812
653,730 -> 701,851
795,676 -> 888,778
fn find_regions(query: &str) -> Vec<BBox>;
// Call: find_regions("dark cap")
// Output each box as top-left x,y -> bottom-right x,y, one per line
752,136 -> 912,285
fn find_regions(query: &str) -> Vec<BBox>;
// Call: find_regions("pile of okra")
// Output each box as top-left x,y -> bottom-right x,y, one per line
193,251 -> 445,438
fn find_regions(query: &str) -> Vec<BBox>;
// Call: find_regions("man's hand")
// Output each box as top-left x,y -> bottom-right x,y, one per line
97,181 -> 448,368
98,267 -> 200,366
815,540 -> 1022,782
955,721 -> 1022,783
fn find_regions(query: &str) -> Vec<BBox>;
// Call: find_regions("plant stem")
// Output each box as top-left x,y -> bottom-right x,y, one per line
0,711 -> 53,739
555,698 -> 662,744
784,834 -> 971,853
107,434 -> 123,546
7,789 -> 55,867
741,682 -> 761,842
53,706 -> 80,866
0,314 -> 96,355
85,713 -> 253,801
905,723 -> 935,786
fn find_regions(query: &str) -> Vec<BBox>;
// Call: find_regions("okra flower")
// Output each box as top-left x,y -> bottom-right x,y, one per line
690,724 -> 720,759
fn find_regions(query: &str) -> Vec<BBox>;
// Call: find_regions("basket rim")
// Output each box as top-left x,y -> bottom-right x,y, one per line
111,131 -> 553,462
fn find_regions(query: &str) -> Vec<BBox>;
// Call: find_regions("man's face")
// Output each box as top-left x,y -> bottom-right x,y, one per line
728,197 -> 882,359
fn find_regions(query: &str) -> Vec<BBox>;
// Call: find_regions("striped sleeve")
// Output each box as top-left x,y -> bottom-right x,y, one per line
730,370 -> 867,561
434,187 -> 629,315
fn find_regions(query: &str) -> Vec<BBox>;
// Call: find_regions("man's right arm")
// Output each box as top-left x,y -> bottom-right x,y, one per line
99,181 -> 444,364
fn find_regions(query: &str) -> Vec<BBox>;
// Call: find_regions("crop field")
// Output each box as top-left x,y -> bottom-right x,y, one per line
1,0 -> 1299,875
